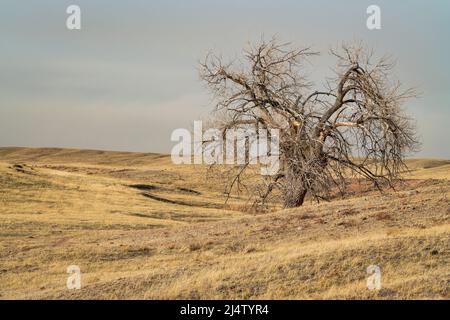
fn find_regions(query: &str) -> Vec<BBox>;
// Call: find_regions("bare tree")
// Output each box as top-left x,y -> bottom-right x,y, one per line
199,38 -> 419,208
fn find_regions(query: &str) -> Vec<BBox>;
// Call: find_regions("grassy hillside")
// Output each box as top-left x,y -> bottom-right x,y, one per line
0,147 -> 448,299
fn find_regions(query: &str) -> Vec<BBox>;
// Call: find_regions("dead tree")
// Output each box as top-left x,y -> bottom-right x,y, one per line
199,38 -> 419,208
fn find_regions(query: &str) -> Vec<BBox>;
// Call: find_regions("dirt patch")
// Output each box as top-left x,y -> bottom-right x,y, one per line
128,184 -> 159,191
177,187 -> 201,195
128,184 -> 201,195
141,192 -> 222,209
10,163 -> 35,175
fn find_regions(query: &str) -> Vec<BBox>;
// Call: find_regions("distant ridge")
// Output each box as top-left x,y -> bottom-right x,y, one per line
0,147 -> 170,166
1,147 -> 450,177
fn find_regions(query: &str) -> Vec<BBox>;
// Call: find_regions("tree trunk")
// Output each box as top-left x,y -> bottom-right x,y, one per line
284,187 -> 307,208
283,158 -> 308,208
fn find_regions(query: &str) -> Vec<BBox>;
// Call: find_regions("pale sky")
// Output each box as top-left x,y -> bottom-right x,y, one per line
1,0 -> 449,157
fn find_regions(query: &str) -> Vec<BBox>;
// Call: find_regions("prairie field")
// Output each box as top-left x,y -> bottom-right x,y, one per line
0,147 -> 449,299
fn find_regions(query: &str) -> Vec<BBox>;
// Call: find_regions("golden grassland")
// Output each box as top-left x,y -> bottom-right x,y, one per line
0,147 -> 448,299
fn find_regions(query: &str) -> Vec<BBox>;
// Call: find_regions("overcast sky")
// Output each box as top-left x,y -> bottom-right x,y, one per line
1,0 -> 449,157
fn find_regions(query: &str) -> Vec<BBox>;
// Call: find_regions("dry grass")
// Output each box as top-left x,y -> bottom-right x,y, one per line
0,147 -> 448,299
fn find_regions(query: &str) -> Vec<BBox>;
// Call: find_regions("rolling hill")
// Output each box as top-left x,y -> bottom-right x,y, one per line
0,147 -> 448,299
